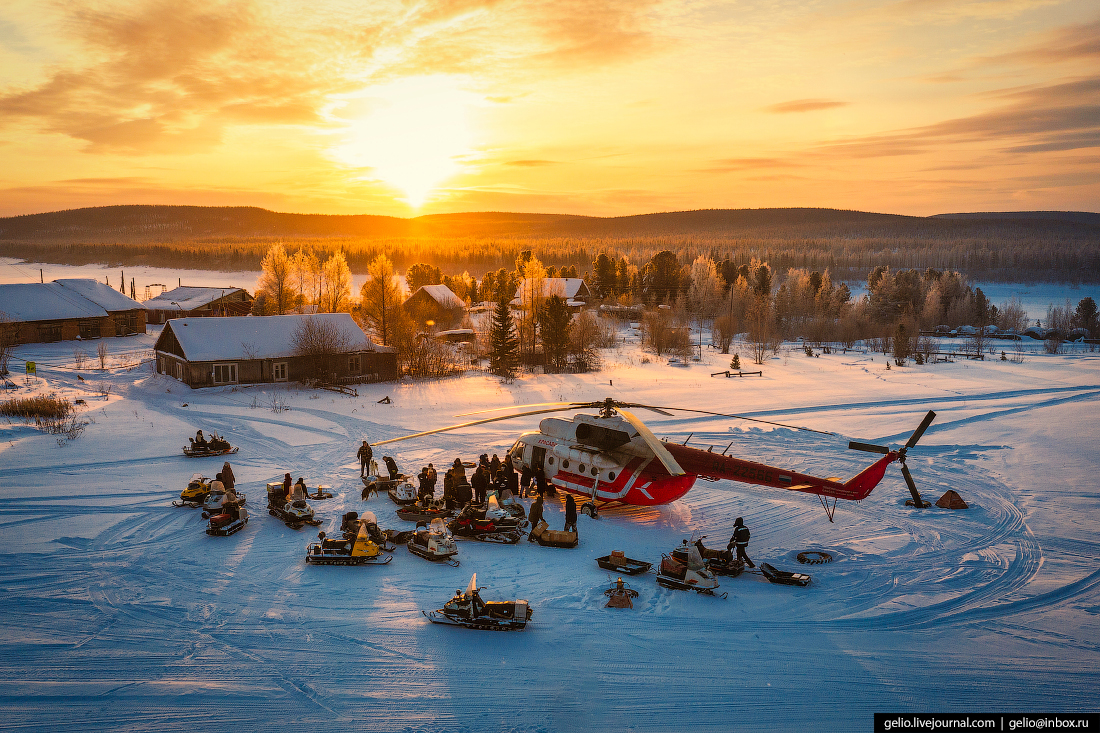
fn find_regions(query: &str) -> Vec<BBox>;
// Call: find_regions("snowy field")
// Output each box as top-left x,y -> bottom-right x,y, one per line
1,328 -> 1098,732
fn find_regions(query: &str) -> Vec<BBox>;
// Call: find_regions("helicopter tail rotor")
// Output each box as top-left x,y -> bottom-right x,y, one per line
848,410 -> 936,507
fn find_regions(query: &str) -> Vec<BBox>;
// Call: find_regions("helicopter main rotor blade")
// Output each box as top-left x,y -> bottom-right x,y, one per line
616,408 -> 687,477
848,441 -> 892,454
905,410 -> 937,448
371,407 -> 576,447
621,403 -> 835,436
454,401 -> 594,418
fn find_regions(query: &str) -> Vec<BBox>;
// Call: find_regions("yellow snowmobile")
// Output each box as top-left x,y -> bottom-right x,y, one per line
173,474 -> 210,508
305,521 -> 392,566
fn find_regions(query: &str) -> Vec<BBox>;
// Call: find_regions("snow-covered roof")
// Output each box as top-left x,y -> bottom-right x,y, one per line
53,279 -> 142,312
411,284 -> 466,310
0,283 -> 106,322
160,313 -> 391,362
513,278 -> 591,301
144,286 -> 249,311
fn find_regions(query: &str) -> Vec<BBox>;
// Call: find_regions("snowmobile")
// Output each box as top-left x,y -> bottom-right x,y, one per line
604,576 -> 640,609
184,431 -> 237,457
203,485 -> 246,514
339,511 -> 410,546
447,505 -> 523,544
464,497 -> 527,530
685,536 -> 744,577
304,522 -> 392,566
423,574 -> 532,631
386,479 -> 418,505
527,520 -> 578,548
395,498 -> 453,523
494,489 -> 527,521
596,551 -> 652,575
407,517 -> 460,566
173,473 -> 211,508
202,502 -> 248,536
657,541 -> 726,597
266,482 -> 321,530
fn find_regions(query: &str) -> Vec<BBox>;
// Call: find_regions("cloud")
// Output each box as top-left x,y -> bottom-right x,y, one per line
815,76 -> 1100,158
765,99 -> 848,114
704,157 -> 803,172
981,17 -> 1100,66
505,159 -> 558,167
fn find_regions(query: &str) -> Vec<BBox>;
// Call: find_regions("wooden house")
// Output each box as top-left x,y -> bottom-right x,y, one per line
143,286 -> 254,324
0,279 -> 145,344
153,313 -> 396,388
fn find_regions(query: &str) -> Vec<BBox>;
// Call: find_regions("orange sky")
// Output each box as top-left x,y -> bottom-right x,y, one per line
1,0 -> 1097,218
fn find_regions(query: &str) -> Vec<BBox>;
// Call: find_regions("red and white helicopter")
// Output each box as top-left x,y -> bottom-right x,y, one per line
373,398 -> 936,521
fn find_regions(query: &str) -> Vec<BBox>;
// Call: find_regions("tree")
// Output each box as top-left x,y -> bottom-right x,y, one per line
406,263 -> 443,292
1074,297 -> 1098,337
359,255 -> 404,347
892,321 -> 912,366
291,316 -> 352,380
0,313 -> 16,375
257,244 -> 294,315
641,250 -> 681,304
489,295 -> 519,379
746,298 -> 775,365
291,247 -> 318,312
515,256 -> 547,361
568,311 -> 604,372
318,250 -> 352,313
593,253 -> 617,298
540,295 -> 572,372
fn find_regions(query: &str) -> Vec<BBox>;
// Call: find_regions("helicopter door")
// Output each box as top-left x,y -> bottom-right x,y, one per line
531,446 -> 547,471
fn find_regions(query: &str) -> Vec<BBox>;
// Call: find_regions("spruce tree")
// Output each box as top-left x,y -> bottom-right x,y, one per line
489,294 -> 519,379
540,295 -> 571,372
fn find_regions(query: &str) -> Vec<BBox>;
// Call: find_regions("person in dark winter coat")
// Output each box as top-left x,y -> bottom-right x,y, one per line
519,465 -> 533,498
357,441 -> 373,477
472,466 -> 489,505
534,465 -> 549,498
455,475 -> 473,507
729,517 -> 754,568
451,458 -> 467,485
384,456 -> 399,481
527,495 -> 544,541
564,495 -> 577,533
221,462 -> 235,490
426,464 -> 437,494
489,454 -> 501,483
281,473 -> 292,503
417,467 -> 431,500
443,469 -> 456,509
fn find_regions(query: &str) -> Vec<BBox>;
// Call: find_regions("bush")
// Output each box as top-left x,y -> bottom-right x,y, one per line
0,394 -> 74,420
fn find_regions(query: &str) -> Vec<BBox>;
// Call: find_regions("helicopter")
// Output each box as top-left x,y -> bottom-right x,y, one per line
373,398 -> 937,522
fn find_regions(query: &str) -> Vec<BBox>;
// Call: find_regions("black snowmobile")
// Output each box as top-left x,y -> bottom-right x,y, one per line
266,482 -> 321,530
687,536 -> 744,577
395,498 -> 453,523
423,574 -> 531,630
407,518 -> 460,566
339,511 -> 410,546
184,431 -> 237,457
447,505 -> 523,544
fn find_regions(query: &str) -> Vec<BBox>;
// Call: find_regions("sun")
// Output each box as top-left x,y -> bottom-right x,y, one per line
330,76 -> 479,208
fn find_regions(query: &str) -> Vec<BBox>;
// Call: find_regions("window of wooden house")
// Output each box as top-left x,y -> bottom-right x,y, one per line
273,362 -> 288,382
213,363 -> 238,384
175,361 -> 184,381
348,355 -> 361,373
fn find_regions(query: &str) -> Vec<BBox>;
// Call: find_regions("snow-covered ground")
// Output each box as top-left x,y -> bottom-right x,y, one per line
1,329 -> 1098,731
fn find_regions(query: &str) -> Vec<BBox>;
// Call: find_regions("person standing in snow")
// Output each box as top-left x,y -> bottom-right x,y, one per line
221,462 -> 235,490
519,465 -> 533,498
357,441 -> 373,477
472,465 -> 489,505
729,517 -> 754,568
426,463 -> 437,494
563,495 -> 577,533
527,495 -> 545,541
489,454 -> 501,484
534,465 -> 549,498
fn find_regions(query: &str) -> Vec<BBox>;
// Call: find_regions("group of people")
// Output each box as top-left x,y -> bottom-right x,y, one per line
273,472 -> 310,505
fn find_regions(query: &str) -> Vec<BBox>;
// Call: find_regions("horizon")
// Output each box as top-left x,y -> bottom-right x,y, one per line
1,2 -> 1097,219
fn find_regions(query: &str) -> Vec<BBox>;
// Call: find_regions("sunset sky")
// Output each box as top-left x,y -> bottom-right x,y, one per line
1,0 -> 1097,218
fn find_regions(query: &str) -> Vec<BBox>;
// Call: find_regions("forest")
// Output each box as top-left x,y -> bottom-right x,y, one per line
2,205 -> 1099,284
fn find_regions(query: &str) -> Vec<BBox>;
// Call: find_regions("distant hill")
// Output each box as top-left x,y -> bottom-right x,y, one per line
4,204 -> 1096,242
1,205 -> 1097,282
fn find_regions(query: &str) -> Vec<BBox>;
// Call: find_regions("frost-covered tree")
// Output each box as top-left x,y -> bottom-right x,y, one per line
257,244 -> 294,315
489,295 -> 519,379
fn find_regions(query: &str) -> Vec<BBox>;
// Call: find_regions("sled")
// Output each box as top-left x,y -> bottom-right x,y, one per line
759,562 -> 811,587
183,445 -> 238,458
596,551 -> 651,575
205,513 -> 247,536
